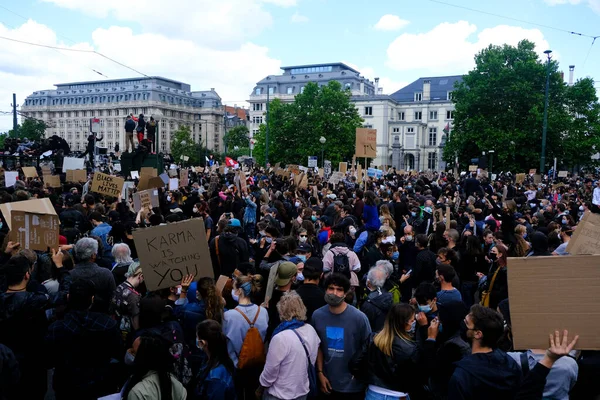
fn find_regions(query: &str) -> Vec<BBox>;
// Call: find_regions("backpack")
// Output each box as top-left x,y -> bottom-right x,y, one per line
388,282 -> 401,304
235,307 -> 265,369
332,250 -> 351,279
292,329 -> 318,398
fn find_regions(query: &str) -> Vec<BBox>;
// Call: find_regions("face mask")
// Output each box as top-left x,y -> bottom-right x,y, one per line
167,195 -> 172,202
562,219 -> 568,225
231,290 -> 240,302
349,226 -> 357,235
297,254 -> 307,262
418,304 -> 432,313
193,207 -> 198,213
324,293 -> 345,307
124,351 -> 135,366
311,216 -> 317,222
405,235 -> 413,242
196,338 -> 204,350
411,212 -> 417,217
407,320 -> 416,334
579,205 -> 584,211
353,194 -> 356,198
424,207 -> 432,213
296,272 -> 304,281
489,253 -> 497,261
259,230 -> 266,237
176,287 -> 182,295
523,233 -> 527,239
530,203 -> 536,208
299,236 -> 308,243
392,251 -> 399,261
265,237 -> 273,244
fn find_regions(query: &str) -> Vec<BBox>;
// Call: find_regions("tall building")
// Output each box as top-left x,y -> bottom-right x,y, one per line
20,77 -> 225,154
248,62 -> 376,137
353,75 -> 462,170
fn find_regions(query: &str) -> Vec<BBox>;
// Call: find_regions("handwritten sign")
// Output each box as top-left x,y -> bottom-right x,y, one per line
44,175 -> 61,188
169,178 -> 179,191
339,162 -> 347,173
9,211 -> 59,251
566,212 -> 600,255
22,167 -> 38,178
90,172 -> 125,198
238,170 -> 247,193
133,218 -> 212,291
516,173 -> 526,184
355,128 -> 377,158
180,168 -> 189,187
141,167 -> 157,177
66,169 -> 87,183
468,165 -> 478,172
133,189 -> 159,211
558,171 -> 568,178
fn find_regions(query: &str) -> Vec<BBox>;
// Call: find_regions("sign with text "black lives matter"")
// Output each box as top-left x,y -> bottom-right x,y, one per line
133,218 -> 213,291
90,172 -> 125,198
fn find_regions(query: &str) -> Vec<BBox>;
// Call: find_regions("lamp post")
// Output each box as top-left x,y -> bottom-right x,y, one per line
488,150 -> 495,176
540,49 -> 552,174
320,136 -> 326,167
265,86 -> 270,166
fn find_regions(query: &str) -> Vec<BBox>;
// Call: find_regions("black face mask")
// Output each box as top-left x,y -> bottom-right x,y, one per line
489,253 -> 498,261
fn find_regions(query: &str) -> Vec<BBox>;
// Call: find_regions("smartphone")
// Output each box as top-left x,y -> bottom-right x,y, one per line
406,269 -> 413,275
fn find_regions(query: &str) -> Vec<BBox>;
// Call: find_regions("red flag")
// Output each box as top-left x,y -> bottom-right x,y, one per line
225,157 -> 238,167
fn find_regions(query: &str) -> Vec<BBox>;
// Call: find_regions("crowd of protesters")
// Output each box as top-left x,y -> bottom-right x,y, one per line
0,163 -> 597,400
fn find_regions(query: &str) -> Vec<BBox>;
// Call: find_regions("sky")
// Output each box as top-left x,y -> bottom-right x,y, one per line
0,0 -> 599,132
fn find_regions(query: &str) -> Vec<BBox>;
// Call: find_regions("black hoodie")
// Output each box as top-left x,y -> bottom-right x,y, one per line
361,289 -> 393,331
448,348 -> 522,400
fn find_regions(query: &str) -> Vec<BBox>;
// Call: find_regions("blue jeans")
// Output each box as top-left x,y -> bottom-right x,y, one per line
365,388 -> 409,400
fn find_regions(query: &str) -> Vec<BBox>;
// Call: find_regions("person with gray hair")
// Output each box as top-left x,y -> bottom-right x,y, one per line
111,243 -> 134,286
70,238 -> 116,313
375,260 -> 394,279
361,266 -> 393,331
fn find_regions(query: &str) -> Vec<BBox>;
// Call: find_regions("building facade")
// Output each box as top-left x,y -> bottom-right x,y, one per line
353,75 -> 462,170
20,77 -> 225,154
248,63 -> 377,138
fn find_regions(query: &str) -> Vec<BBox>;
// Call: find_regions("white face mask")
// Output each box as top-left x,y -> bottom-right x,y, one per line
167,195 -> 172,202
193,207 -> 199,213
299,236 -> 308,243
295,201 -> 301,208
349,226 -> 357,235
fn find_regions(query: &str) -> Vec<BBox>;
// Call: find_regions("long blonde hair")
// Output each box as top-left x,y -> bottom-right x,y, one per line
374,304 -> 414,356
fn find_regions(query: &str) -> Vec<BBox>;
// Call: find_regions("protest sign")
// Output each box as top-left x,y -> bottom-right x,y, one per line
533,174 -> 542,184
515,173 -> 526,184
558,171 -> 568,178
41,165 -> 51,175
168,169 -> 178,178
208,175 -> 219,194
130,171 -> 139,179
508,255 -> 600,349
90,172 -> 125,198
318,168 -> 324,178
339,162 -> 347,173
468,165 -> 478,172
529,169 -> 537,175
328,172 -> 344,185
324,160 -> 332,178
62,157 -> 84,173
4,171 -> 18,187
9,210 -> 59,251
298,173 -> 308,189
22,167 -> 38,178
357,165 -> 363,184
367,168 -> 383,179
308,156 -> 318,168
169,178 -> 179,191
44,175 -> 61,188
66,169 -> 87,183
141,167 -> 157,177
137,175 -> 165,191
355,128 -> 377,158
180,168 -> 189,187
216,275 -> 230,296
566,212 -> 600,255
122,181 -> 135,200
219,165 -> 225,175
194,166 -> 204,173
133,189 -> 160,211
238,170 -> 247,192
133,218 -> 212,291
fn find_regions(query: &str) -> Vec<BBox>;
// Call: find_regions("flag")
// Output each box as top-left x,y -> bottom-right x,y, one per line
443,123 -> 450,134
225,157 -> 238,168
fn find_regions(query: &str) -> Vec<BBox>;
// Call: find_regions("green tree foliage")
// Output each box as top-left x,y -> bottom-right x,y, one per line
223,125 -> 250,151
170,125 -> 199,165
8,118 -> 47,141
443,40 -> 600,172
252,81 -> 363,166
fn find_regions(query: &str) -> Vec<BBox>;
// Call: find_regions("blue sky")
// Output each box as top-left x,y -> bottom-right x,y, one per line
0,0 -> 598,131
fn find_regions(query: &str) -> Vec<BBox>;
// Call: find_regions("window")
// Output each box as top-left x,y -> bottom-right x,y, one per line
253,103 -> 263,111
67,111 -> 72,117
428,152 -> 437,170
407,127 -> 414,133
255,88 -> 262,95
415,92 -> 423,101
429,111 -> 438,120
447,91 -> 453,101
287,87 -> 293,95
415,111 -> 422,120
344,83 -> 352,90
392,127 -> 400,133
252,129 -> 259,136
428,127 -> 437,146
300,86 -> 305,94
446,110 -> 454,120
364,106 -> 373,116
74,111 -> 79,117
108,110 -> 112,116
398,112 -> 405,121
268,87 -> 274,95
253,116 -> 263,124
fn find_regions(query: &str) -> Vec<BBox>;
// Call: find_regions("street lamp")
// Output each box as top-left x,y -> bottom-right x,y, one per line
320,136 -> 326,167
488,150 -> 495,176
540,49 -> 552,174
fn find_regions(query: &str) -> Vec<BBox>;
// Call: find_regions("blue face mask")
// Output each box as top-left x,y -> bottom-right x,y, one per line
311,216 -> 317,222
296,272 -> 304,281
297,254 -> 307,262
411,212 -> 417,217
392,251 -> 399,261
562,219 -> 568,225
418,304 -> 432,313
231,290 -> 239,303
408,320 -> 416,334
424,207 -> 432,213
265,237 -> 273,244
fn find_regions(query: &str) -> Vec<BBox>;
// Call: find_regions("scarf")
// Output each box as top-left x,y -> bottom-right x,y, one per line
272,318 -> 304,337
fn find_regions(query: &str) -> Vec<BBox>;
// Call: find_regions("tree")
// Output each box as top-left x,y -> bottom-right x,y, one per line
252,81 -> 363,166
7,118 -> 47,141
170,125 -> 199,165
443,40 -> 600,172
223,125 -> 250,152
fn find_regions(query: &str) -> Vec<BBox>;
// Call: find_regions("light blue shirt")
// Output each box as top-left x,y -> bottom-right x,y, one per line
222,304 -> 269,368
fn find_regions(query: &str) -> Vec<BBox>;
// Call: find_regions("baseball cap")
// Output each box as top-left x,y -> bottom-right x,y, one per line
297,243 -> 311,253
275,261 -> 298,287
125,261 -> 142,278
228,218 -> 242,227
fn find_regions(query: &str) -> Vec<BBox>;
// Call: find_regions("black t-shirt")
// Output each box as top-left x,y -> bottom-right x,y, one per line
295,283 -> 326,322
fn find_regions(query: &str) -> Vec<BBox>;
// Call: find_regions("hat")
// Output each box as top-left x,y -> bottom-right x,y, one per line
125,261 -> 142,278
514,212 -> 524,219
267,207 -> 277,213
275,261 -> 298,286
327,193 -> 337,199
59,235 -> 68,245
228,218 -> 242,227
297,243 -> 311,253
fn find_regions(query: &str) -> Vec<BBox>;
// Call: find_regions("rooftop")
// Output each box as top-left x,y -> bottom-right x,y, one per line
55,76 -> 187,87
390,75 -> 463,103
281,62 -> 360,74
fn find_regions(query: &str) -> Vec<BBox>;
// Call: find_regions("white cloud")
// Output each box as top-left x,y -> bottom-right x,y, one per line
385,21 -> 551,74
374,14 -> 410,31
291,12 -> 309,23
544,0 -> 600,13
0,20 -> 282,132
40,0 -> 282,48
544,0 -> 581,4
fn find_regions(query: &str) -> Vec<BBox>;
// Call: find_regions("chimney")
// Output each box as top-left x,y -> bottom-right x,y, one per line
210,88 -> 215,91
374,77 -> 379,95
423,79 -> 431,101
569,65 -> 575,86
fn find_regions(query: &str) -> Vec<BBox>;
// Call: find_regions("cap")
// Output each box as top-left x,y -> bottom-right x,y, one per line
267,207 -> 277,213
297,243 -> 311,253
514,212 -> 524,219
228,218 -> 242,227
327,193 -> 337,199
125,261 -> 142,278
275,261 -> 298,287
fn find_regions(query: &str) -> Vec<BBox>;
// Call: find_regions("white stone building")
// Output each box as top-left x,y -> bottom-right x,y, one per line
20,77 -> 225,154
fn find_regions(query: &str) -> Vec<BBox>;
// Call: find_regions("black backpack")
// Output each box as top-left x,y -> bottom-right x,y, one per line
332,248 -> 351,279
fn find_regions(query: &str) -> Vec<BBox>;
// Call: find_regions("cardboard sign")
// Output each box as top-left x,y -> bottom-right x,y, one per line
180,169 -> 189,187
4,171 -> 18,187
468,165 -> 478,172
0,198 -> 57,231
558,170 -> 568,178
298,174 -> 308,189
90,172 -> 125,198
339,162 -> 347,173
133,218 -> 212,291
66,169 -> 87,183
508,255 -> 600,349
357,165 -> 363,184
445,206 -> 451,228
355,128 -> 377,158
41,166 -> 52,175
169,178 -> 179,191
141,167 -> 158,177
168,169 -> 178,178
216,275 -> 230,296
130,171 -> 140,179
44,175 -> 61,188
138,175 -> 164,191
566,212 -> 600,255
219,165 -> 225,175
9,210 -> 59,251
133,189 -> 160,211
194,166 -> 204,173
529,169 -> 537,175
238,170 -> 247,193
62,157 -> 85,173
318,168 -> 324,178
515,173 -> 526,184
22,167 -> 38,178
533,174 -> 542,184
